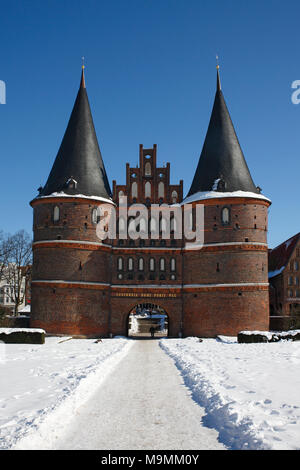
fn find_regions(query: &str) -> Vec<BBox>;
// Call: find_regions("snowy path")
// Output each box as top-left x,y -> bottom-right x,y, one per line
56,340 -> 225,450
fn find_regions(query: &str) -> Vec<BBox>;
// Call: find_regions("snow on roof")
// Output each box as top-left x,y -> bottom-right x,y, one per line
33,192 -> 115,205
212,178 -> 221,191
268,267 -> 285,279
182,190 -> 271,205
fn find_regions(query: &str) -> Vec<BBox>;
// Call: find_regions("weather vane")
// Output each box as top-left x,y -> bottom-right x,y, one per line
82,56 -> 85,69
216,54 -> 220,70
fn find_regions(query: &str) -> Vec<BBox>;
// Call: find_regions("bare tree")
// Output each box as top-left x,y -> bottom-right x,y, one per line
0,231 -> 13,279
2,230 -> 32,315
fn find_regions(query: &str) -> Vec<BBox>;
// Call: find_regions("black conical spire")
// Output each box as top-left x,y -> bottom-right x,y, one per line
187,67 -> 258,197
40,66 -> 112,200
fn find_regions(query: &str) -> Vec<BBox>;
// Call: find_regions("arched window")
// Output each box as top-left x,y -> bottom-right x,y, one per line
128,218 -> 136,233
171,191 -> 178,203
53,206 -> 60,222
118,190 -> 125,201
131,182 -> 138,198
294,260 -> 299,271
92,207 -> 100,224
149,258 -> 155,271
117,257 -> 123,271
118,217 -> 126,233
221,207 -> 230,225
128,258 -> 134,271
139,218 -> 147,233
138,258 -> 144,271
170,258 -> 176,272
145,162 -> 151,176
159,258 -> 165,271
66,177 -> 77,189
170,217 -> 177,233
92,208 -> 97,224
160,218 -> 167,234
150,217 -> 157,233
187,211 -> 193,231
158,182 -> 164,199
145,181 -> 151,198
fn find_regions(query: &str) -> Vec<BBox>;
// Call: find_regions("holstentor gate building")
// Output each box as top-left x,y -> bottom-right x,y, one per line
30,66 -> 271,337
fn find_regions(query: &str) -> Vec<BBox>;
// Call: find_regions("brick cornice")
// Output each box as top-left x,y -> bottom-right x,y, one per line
32,280 -> 110,290
32,279 -> 269,292
32,239 -> 268,253
184,243 -> 268,253
32,240 -> 112,252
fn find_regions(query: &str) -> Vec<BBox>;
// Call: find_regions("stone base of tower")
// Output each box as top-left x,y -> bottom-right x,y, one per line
183,287 -> 270,337
30,284 -> 110,338
30,283 -> 270,339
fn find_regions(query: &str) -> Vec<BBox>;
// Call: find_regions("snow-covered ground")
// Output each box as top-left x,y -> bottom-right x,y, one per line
0,336 -> 133,449
160,337 -> 300,450
1,335 -> 300,450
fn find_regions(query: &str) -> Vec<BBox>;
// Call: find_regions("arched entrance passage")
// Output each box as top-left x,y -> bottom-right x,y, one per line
127,303 -> 169,338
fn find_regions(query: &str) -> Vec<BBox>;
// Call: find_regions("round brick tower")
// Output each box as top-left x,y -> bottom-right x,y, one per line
182,67 -> 271,337
30,68 -> 114,337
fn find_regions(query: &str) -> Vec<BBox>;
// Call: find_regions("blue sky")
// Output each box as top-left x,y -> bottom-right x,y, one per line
0,0 -> 299,248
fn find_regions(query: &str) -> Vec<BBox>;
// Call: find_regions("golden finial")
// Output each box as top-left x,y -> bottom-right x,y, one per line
216,55 -> 221,91
80,57 -> 86,88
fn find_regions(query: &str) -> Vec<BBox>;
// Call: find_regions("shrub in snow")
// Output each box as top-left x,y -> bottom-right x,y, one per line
238,330 -> 300,343
238,332 -> 270,343
277,330 -> 300,342
0,328 -> 45,344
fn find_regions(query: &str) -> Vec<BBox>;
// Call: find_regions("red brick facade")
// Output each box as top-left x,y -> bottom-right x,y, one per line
30,145 -> 271,337
268,234 -> 300,329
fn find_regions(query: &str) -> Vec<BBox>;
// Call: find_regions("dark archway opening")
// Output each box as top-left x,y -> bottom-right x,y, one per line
127,303 -> 169,338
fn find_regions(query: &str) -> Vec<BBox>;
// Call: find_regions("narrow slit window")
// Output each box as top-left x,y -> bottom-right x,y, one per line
117,257 -> 123,271
149,258 -> 155,271
128,258 -> 133,271
221,207 -> 230,225
53,206 -> 60,222
138,258 -> 144,271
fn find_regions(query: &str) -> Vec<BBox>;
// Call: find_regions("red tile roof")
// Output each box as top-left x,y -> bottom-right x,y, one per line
268,232 -> 300,276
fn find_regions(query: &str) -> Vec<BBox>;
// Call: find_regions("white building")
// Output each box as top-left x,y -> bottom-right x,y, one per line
0,264 -> 26,313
